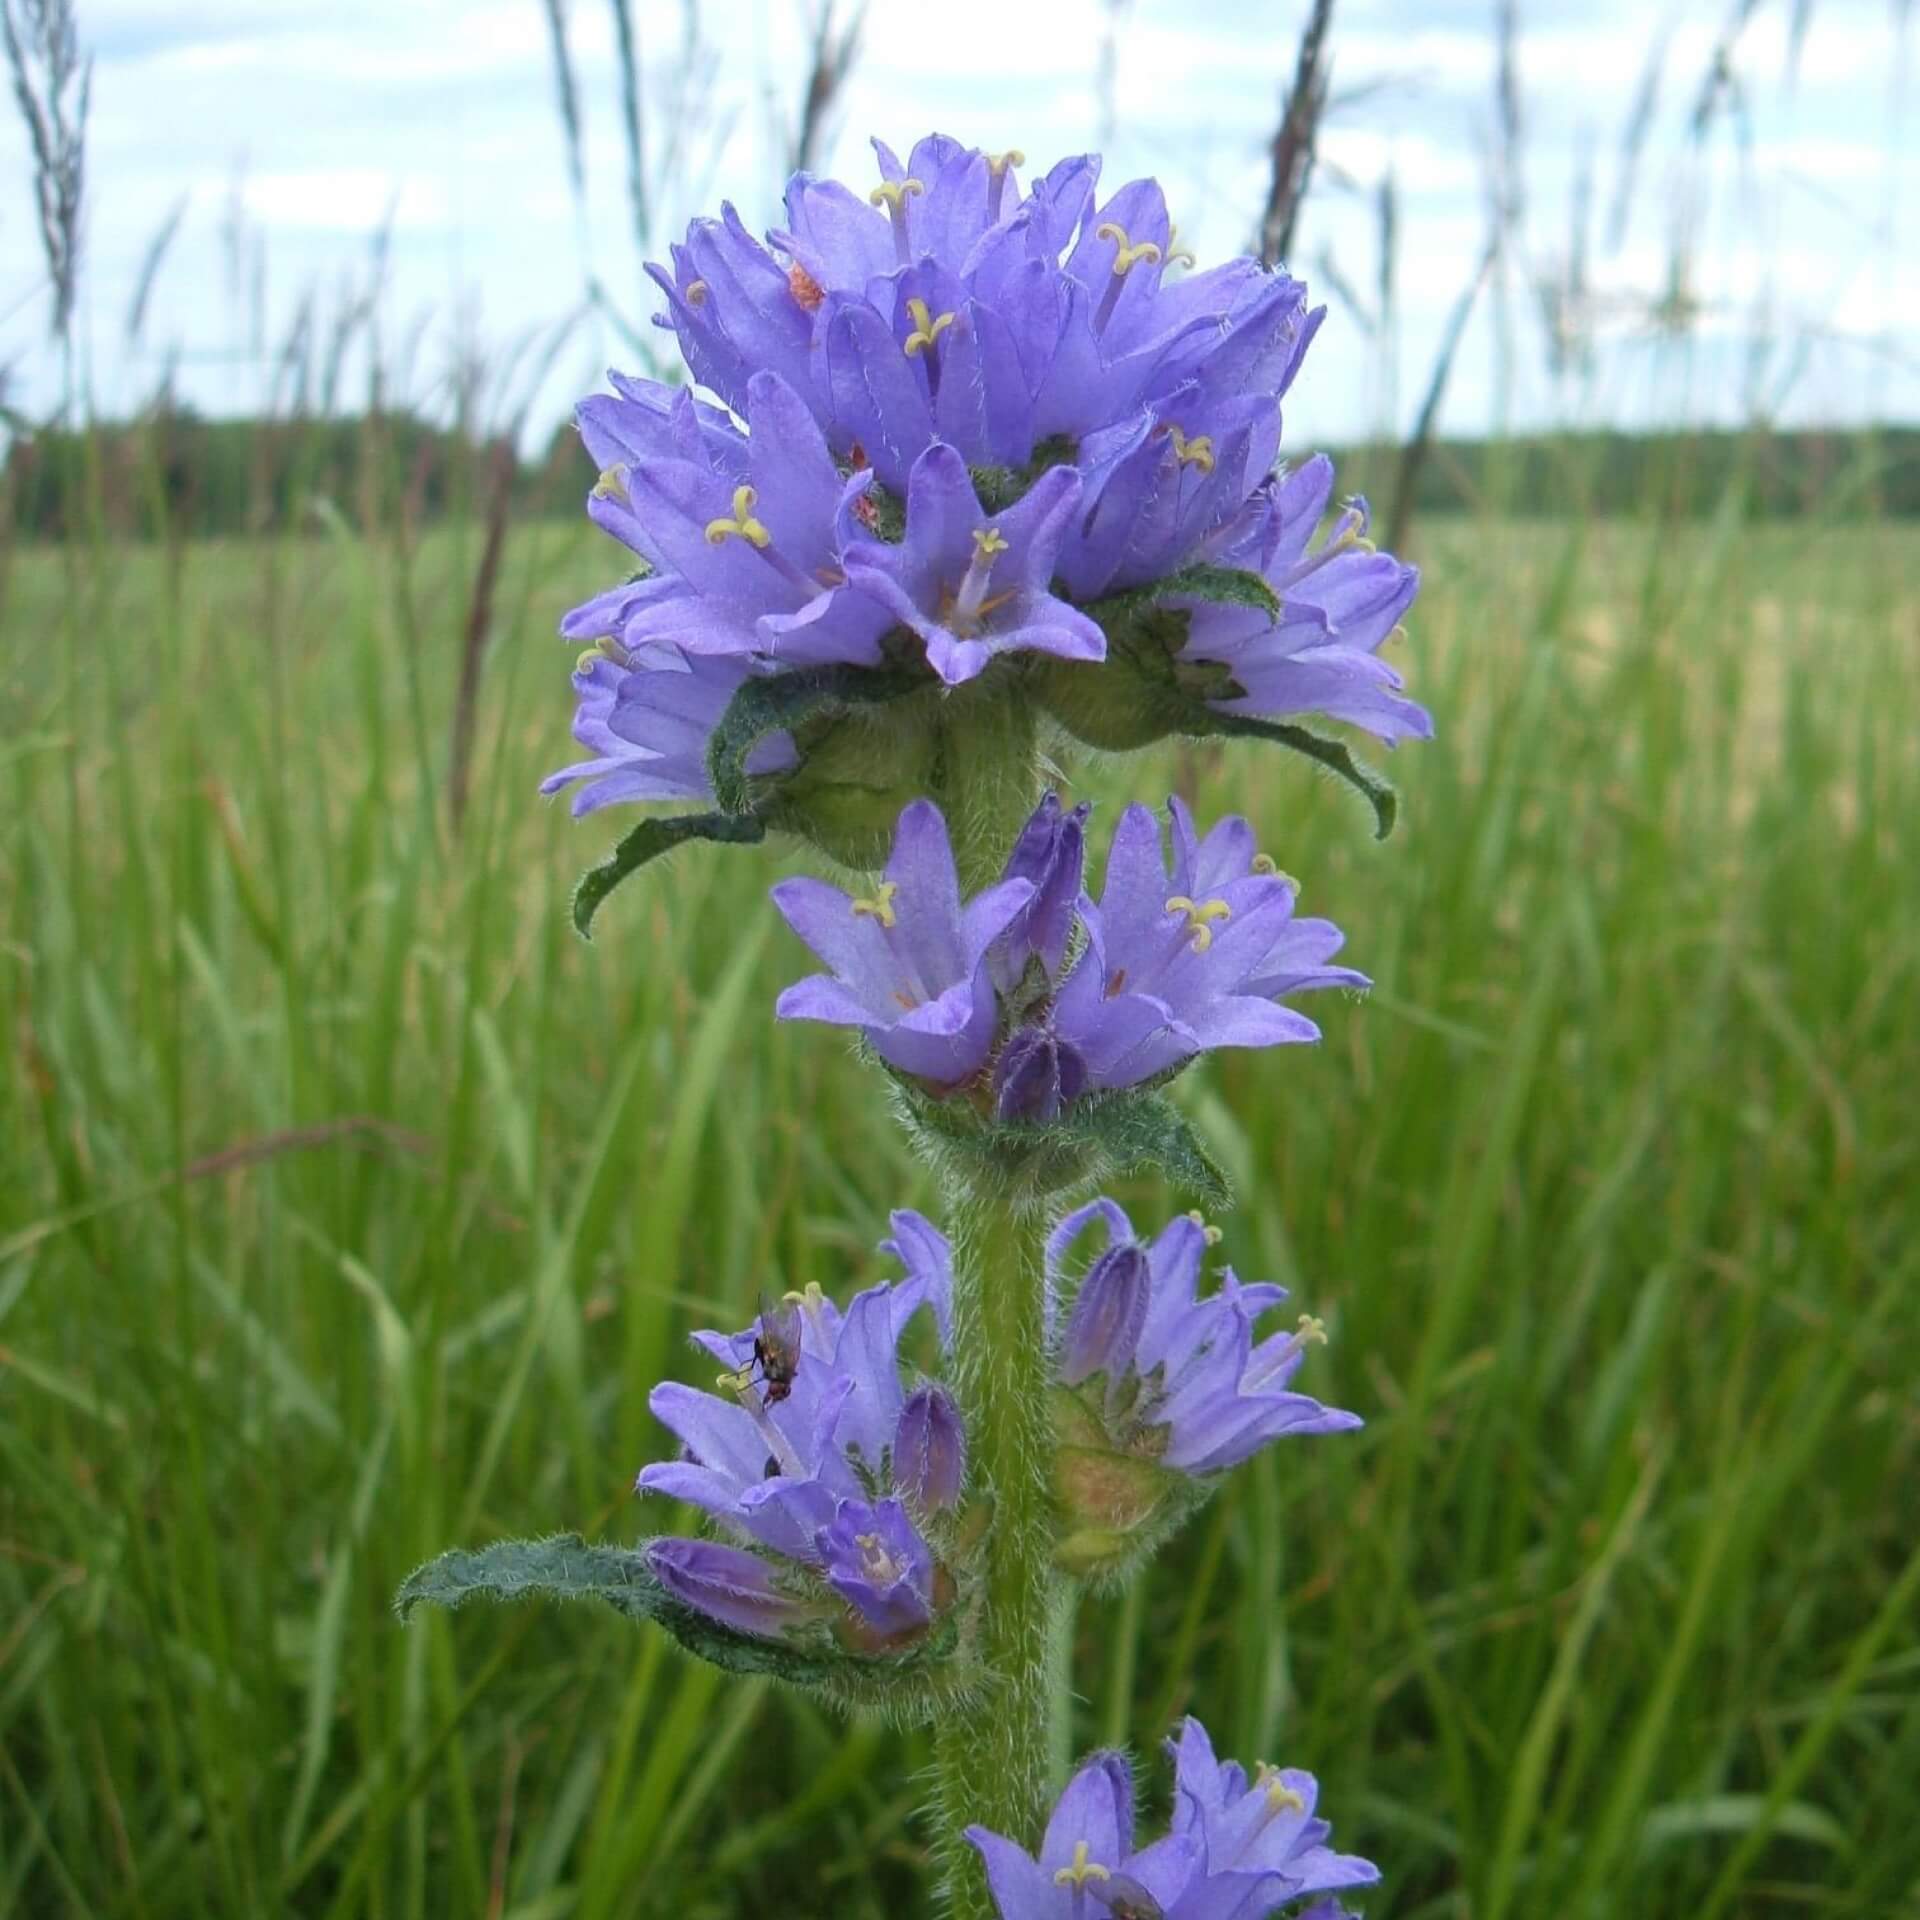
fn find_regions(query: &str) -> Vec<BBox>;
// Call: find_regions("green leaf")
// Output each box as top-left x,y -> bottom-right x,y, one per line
394,1534 -> 963,1701
1201,712 -> 1399,840
571,811 -> 766,940
1053,1089 -> 1232,1208
706,664 -> 926,817
1088,563 -> 1281,627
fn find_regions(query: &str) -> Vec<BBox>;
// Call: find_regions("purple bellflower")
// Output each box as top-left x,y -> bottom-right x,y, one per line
772,799 -> 1034,1086
1049,1200 -> 1360,1476
1045,799 -> 1364,1095
1178,458 -> 1431,749
841,446 -> 1105,686
1167,1718 -> 1381,1911
635,1222 -> 958,1642
965,1722 -> 1379,1919
539,645 -> 797,815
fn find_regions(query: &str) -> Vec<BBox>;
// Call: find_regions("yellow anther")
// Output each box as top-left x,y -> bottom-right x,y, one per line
1185,1208 -> 1224,1246
869,177 -> 926,210
903,296 -> 956,356
592,465 -> 630,504
1387,622 -> 1410,647
704,484 -> 772,549
1295,1313 -> 1328,1347
1166,223 -> 1197,269
1251,854 -> 1278,875
574,647 -> 601,675
1053,1841 -> 1111,1889
972,527 -> 1009,560
1164,425 -> 1216,473
781,1281 -> 826,1310
1255,1763 -> 1308,1816
1095,221 -> 1163,275
715,1368 -> 753,1394
1165,894 -> 1233,953
850,880 -> 899,929
987,148 -> 1026,175
684,279 -> 709,306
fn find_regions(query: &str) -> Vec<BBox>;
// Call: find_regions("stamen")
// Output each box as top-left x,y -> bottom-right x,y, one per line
574,647 -> 601,676
1053,1840 -> 1111,1889
972,527 -> 1009,561
850,880 -> 899,929
1165,223 -> 1197,269
683,279 -> 709,306
1251,854 -> 1278,875
724,1373 -> 806,1476
1095,221 -> 1164,275
1164,894 -> 1233,953
903,296 -> 956,357
870,176 -> 925,263
704,484 -> 772,549
1255,1764 -> 1308,1817
787,262 -> 825,312
1186,1208 -> 1224,1247
1163,425 -> 1216,473
854,1531 -> 905,1583
591,465 -> 630,504
1293,1313 -> 1328,1347
781,1281 -> 826,1311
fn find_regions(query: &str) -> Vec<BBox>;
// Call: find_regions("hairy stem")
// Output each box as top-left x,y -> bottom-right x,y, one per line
935,1174 -> 1063,1916
937,675 -> 1041,893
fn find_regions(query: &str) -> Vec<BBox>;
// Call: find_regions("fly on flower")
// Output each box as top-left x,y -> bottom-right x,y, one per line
747,1289 -> 804,1407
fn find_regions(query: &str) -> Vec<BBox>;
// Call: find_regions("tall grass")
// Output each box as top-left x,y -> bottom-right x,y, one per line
2,470 -> 1915,1911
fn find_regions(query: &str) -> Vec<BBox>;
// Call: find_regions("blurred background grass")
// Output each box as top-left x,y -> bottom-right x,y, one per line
3,0 -> 1919,1915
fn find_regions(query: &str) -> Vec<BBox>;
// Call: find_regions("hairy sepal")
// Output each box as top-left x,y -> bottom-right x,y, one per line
888,1071 -> 1231,1211
394,1534 -> 975,1720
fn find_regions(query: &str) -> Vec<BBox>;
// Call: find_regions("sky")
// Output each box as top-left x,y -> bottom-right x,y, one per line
2,0 -> 1915,452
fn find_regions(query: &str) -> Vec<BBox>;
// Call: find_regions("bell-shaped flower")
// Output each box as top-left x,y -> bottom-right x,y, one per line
1168,1718 -> 1381,1911
1049,1200 -> 1360,1477
539,644 -> 797,814
841,446 -> 1105,686
816,1496 -> 937,1637
965,1723 -> 1380,1919
1178,458 -> 1431,748
772,799 -> 1034,1086
1049,800 -> 1357,1093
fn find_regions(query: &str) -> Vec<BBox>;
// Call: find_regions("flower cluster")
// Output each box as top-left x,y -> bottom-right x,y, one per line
967,1717 -> 1378,1919
773,793 -> 1364,1108
1050,1199 -> 1360,1476
543,133 -> 1427,831
639,1213 -> 964,1646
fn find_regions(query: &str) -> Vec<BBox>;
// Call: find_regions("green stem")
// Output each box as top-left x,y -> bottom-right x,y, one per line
937,675 -> 1041,893
934,1174 -> 1064,1917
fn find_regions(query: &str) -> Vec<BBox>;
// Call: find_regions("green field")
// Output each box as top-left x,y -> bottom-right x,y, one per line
3,502 -> 1915,1916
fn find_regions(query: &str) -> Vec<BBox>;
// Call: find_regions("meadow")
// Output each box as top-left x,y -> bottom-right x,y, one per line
2,489 -> 1916,1917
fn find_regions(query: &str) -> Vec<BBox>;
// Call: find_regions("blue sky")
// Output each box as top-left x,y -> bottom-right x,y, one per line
2,0 -> 1914,449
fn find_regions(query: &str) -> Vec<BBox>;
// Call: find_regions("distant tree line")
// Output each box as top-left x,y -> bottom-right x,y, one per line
4,409 -> 1916,541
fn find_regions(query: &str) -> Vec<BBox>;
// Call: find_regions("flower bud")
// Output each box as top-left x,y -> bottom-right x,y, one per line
993,1024 -> 1089,1125
1060,1242 -> 1150,1385
893,1383 -> 966,1512
990,793 -> 1090,990
646,1537 -> 812,1640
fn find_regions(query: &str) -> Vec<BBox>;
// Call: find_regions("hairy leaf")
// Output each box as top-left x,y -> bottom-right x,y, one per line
706,664 -> 926,816
572,811 -> 766,940
1201,712 -> 1398,840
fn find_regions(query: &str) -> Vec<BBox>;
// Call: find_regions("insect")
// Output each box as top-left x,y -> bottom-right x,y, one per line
745,1290 -> 803,1408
